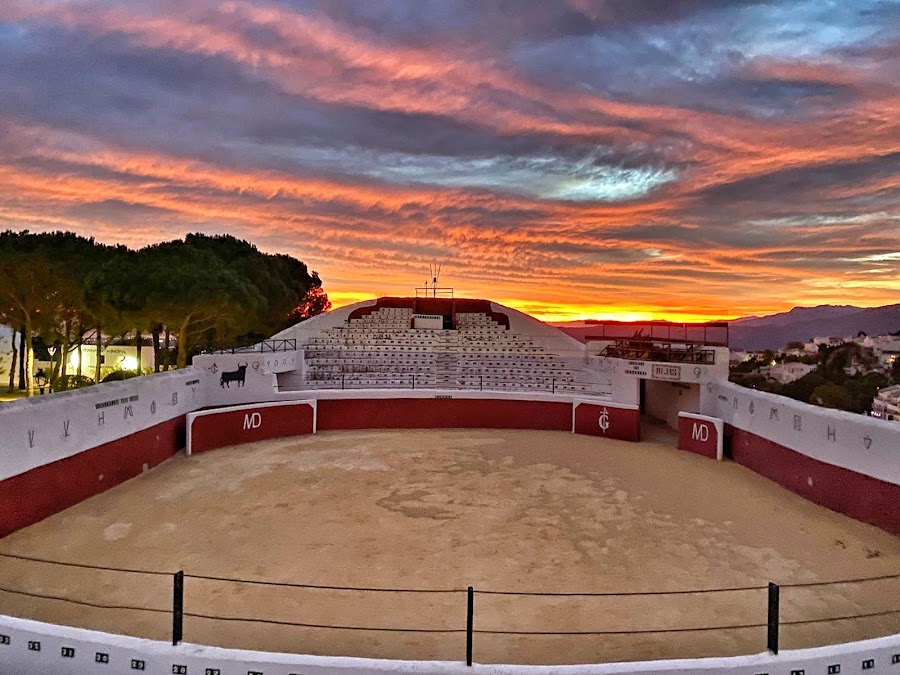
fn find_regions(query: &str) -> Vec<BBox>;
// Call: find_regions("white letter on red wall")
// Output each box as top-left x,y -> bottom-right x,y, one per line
243,412 -> 262,430
692,423 -> 709,442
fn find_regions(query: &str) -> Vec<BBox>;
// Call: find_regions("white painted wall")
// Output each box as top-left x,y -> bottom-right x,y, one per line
4,358 -> 896,490
610,353 -> 727,387
0,355 -> 622,484
61,344 -> 100,377
610,369 -> 639,405
193,352 -> 286,408
0,369 -> 203,481
101,345 -> 156,372
2,615 -> 899,675
645,381 -> 700,429
702,381 -> 900,485
413,314 -> 444,329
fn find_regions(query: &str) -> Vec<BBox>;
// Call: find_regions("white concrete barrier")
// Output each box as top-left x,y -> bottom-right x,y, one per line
2,615 -> 899,675
0,369 -> 203,482
703,381 -> 900,485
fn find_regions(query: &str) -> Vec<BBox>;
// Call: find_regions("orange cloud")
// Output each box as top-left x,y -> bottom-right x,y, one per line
0,1 -> 897,322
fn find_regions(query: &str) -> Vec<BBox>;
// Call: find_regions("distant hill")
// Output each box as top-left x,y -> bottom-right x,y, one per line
552,305 -> 900,351
728,304 -> 900,351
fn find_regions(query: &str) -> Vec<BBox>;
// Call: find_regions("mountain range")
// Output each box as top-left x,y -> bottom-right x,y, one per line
554,304 -> 900,351
727,304 -> 900,351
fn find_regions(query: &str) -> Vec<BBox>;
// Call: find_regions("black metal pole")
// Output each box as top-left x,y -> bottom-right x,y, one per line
552,378 -> 556,394
341,374 -> 345,390
479,375 -> 483,391
412,373 -> 416,390
767,582 -> 779,654
172,570 -> 184,646
466,586 -> 474,666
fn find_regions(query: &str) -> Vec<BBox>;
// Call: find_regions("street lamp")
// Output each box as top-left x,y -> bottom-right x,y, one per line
34,368 -> 49,395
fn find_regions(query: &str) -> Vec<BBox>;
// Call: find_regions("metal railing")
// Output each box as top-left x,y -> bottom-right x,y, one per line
415,287 -> 454,298
211,339 -> 297,355
583,321 -> 729,347
601,341 -> 717,365
1,550 -> 897,667
290,373 -> 611,397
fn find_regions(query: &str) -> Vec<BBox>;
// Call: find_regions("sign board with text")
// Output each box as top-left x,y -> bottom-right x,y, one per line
613,358 -> 712,384
651,363 -> 681,381
622,361 -> 650,377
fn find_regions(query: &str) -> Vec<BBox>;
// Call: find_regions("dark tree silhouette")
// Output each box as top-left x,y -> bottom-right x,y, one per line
2,230 -> 330,394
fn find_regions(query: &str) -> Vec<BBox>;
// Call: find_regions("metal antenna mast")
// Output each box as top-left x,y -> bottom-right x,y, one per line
416,263 -> 452,297
429,262 -> 442,298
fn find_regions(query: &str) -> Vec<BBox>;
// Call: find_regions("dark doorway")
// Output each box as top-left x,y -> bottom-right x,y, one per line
639,378 -> 647,414
723,426 -> 734,460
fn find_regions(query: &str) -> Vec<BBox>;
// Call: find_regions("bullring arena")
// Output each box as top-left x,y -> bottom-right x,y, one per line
1,297 -> 898,674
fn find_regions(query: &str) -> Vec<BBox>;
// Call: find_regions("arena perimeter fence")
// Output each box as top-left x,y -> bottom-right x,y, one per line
1,552 -> 899,665
301,373 -> 610,396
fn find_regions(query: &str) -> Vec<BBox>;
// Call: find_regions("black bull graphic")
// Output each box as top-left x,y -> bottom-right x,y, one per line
220,363 -> 248,388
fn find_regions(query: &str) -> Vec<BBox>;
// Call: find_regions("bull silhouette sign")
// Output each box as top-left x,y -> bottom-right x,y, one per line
220,363 -> 248,388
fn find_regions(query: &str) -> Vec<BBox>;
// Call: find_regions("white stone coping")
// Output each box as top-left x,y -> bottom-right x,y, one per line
1,614 -> 898,675
308,388 -> 600,403
572,399 -> 640,410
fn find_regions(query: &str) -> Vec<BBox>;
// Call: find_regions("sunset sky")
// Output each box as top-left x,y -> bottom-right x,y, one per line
0,1 -> 898,322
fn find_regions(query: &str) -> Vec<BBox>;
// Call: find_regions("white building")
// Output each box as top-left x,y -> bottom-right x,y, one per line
63,344 -> 156,378
728,350 -> 752,366
872,384 -> 900,422
1,325 -> 156,386
863,335 -> 900,370
102,345 -> 156,372
882,351 -> 900,370
812,336 -> 848,347
767,362 -> 817,384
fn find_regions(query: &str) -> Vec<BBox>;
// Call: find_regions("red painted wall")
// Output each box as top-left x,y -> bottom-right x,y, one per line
445,298 -> 510,330
572,402 -> 640,442
317,397 -> 571,431
348,297 -> 414,322
678,417 -> 719,459
728,425 -> 900,536
0,417 -> 184,539
6,399 -> 895,543
190,403 -> 315,454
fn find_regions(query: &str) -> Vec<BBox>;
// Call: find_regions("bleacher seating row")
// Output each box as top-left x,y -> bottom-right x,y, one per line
278,307 -> 600,394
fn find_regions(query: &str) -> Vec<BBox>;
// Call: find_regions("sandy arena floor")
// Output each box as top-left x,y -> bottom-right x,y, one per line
1,426 -> 898,665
